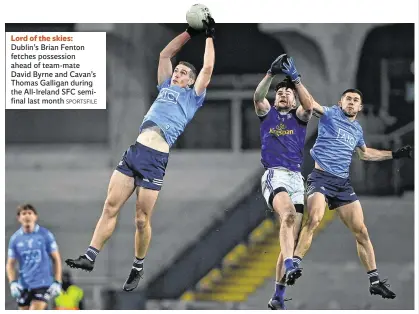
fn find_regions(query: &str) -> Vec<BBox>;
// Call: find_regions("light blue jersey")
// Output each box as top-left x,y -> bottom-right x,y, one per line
310,105 -> 365,178
8,225 -> 58,289
140,78 -> 206,147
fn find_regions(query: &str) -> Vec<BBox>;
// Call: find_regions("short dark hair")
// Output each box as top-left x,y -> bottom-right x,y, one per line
341,88 -> 363,103
17,203 -> 38,216
178,61 -> 197,81
275,76 -> 296,92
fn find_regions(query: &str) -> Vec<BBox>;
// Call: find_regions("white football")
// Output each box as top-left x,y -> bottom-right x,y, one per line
186,4 -> 211,30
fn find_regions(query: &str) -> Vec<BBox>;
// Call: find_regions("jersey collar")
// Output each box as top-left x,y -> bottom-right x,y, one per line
20,224 -> 40,234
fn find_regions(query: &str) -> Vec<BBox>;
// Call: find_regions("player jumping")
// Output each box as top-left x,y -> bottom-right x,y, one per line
65,17 -> 216,292
254,54 -> 314,310
279,54 -> 413,300
6,204 -> 63,310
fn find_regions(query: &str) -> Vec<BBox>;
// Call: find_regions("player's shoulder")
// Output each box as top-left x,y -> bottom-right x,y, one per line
328,105 -> 340,113
353,120 -> 364,132
9,229 -> 23,243
38,225 -> 54,237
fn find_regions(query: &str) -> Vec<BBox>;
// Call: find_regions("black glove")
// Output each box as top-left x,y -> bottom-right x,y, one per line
202,16 -> 215,39
392,145 -> 413,159
267,53 -> 287,76
186,26 -> 203,37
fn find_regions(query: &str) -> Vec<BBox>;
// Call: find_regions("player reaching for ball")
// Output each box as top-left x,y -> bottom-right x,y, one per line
277,54 -> 413,301
65,16 -> 216,292
254,54 -> 314,310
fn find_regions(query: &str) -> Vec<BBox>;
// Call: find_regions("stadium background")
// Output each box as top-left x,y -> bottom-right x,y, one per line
5,23 -> 414,310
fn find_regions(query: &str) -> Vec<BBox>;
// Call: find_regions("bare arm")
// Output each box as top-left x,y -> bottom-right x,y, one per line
253,73 -> 273,116
295,82 -> 313,122
194,38 -> 215,96
6,257 -> 18,283
50,251 -> 62,282
311,99 -> 326,117
158,32 -> 191,85
356,145 -> 393,161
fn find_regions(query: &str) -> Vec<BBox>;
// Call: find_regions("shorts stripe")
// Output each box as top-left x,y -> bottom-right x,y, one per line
266,169 -> 274,194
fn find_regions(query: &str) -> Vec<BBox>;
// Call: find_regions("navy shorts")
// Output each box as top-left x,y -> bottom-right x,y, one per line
306,169 -> 358,210
116,142 -> 169,191
17,287 -> 51,307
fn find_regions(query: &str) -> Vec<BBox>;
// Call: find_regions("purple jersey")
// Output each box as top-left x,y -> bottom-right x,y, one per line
260,107 -> 307,172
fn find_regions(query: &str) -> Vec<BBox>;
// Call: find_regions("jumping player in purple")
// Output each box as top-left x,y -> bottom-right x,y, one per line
253,54 -> 314,310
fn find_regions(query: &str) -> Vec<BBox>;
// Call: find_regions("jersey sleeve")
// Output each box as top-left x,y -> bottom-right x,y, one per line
321,105 -> 334,118
357,129 -> 366,148
157,78 -> 171,91
193,88 -> 206,108
45,230 -> 59,254
8,236 -> 16,259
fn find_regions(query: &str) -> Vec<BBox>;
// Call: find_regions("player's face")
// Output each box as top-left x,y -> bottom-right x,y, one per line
18,210 -> 37,228
339,92 -> 363,118
172,65 -> 194,88
274,87 -> 295,111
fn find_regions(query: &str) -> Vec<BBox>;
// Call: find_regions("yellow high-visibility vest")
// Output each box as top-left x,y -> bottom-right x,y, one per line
55,285 -> 84,310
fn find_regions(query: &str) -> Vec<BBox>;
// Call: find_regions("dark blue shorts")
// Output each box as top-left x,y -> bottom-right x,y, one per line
17,287 -> 50,307
116,142 -> 169,191
306,169 -> 358,210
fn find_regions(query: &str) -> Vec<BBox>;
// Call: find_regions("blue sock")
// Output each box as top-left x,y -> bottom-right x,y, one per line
274,282 -> 286,300
284,258 -> 294,271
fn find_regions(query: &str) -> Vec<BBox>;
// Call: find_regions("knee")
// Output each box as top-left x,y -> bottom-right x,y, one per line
282,212 -> 296,228
354,224 -> 369,243
103,199 -> 120,218
135,211 -> 150,231
307,212 -> 322,231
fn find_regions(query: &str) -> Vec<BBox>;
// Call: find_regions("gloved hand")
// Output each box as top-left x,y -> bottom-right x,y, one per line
202,15 -> 215,39
10,281 -> 23,299
267,54 -> 287,76
281,56 -> 301,84
392,145 -> 413,159
47,280 -> 62,297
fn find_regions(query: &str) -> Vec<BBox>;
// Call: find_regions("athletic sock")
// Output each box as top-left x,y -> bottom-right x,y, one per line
274,281 -> 286,300
133,257 -> 144,270
85,246 -> 99,262
284,258 -> 294,271
293,255 -> 302,268
367,269 -> 380,285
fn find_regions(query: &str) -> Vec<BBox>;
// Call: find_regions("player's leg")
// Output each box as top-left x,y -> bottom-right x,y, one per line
90,171 -> 135,250
270,209 -> 303,310
66,170 -> 135,271
29,300 -> 48,310
122,143 -> 169,291
293,192 -> 326,258
17,289 -> 30,310
29,287 -> 52,310
336,200 -> 396,299
272,191 -> 297,284
123,187 -> 159,291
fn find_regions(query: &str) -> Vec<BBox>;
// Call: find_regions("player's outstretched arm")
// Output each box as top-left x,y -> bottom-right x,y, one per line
253,73 -> 273,116
194,16 -> 215,96
356,145 -> 413,161
253,54 -> 287,116
158,26 -> 202,85
280,56 -> 313,122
